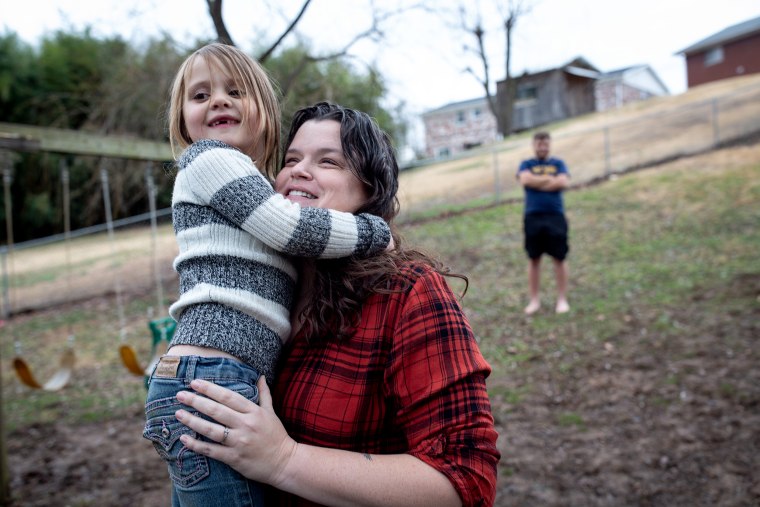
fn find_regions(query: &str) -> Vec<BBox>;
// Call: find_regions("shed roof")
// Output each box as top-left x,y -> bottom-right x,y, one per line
678,15 -> 760,55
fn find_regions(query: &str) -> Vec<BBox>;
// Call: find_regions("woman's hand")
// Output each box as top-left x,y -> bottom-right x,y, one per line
176,376 -> 462,506
175,376 -> 298,486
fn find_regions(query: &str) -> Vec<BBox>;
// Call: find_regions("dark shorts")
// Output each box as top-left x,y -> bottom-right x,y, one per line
524,213 -> 569,260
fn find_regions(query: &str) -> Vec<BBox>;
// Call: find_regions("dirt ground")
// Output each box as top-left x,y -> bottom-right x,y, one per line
7,273 -> 759,506
491,272 -> 760,506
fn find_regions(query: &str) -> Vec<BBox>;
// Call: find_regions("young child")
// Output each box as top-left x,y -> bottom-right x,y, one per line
142,43 -> 391,507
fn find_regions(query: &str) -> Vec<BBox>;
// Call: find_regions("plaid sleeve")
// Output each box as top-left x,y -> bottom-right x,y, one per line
387,267 -> 500,507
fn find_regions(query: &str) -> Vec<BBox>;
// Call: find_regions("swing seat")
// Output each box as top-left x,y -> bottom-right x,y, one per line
13,347 -> 76,391
120,316 -> 176,378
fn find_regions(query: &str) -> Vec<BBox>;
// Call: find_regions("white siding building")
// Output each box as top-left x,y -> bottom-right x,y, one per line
595,65 -> 669,112
421,97 -> 499,159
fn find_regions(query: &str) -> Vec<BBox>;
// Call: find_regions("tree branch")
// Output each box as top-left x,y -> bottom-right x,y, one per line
257,0 -> 312,63
206,0 -> 236,46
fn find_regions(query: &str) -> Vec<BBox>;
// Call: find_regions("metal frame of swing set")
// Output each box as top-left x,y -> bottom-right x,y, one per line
0,123 -> 174,391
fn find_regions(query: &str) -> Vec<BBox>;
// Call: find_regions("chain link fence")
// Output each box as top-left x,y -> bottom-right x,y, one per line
397,77 -> 760,222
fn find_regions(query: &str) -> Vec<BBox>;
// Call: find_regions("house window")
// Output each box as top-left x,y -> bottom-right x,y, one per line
437,147 -> 450,158
472,108 -> 482,118
704,46 -> 724,67
456,111 -> 466,124
516,85 -> 538,100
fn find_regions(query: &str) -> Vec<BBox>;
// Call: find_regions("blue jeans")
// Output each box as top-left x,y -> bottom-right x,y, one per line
143,355 -> 265,507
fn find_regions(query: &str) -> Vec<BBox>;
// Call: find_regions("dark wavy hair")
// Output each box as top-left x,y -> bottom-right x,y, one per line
279,102 -> 467,340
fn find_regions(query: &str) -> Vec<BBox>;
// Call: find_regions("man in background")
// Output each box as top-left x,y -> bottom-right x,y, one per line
517,131 -> 570,315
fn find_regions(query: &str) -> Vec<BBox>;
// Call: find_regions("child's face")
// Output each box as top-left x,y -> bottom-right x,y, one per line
182,57 -> 263,159
275,120 -> 369,214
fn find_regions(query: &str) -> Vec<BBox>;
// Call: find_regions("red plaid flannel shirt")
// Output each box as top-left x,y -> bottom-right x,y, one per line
269,263 -> 500,506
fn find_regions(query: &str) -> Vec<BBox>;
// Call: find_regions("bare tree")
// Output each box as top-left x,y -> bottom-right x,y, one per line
257,0 -> 313,63
206,0 -> 237,46
204,0 -> 421,97
458,0 -> 532,136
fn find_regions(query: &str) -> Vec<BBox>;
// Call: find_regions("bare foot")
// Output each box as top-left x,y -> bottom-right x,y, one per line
524,300 -> 541,315
555,300 -> 570,314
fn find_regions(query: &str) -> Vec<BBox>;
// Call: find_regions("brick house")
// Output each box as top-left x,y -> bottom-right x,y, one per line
420,97 -> 498,159
678,15 -> 760,88
595,65 -> 669,112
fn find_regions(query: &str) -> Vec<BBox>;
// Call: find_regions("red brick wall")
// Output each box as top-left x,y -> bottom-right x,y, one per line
686,32 -> 760,88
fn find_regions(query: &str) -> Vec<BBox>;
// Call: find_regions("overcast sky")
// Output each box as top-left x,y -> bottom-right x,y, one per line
5,0 -> 760,136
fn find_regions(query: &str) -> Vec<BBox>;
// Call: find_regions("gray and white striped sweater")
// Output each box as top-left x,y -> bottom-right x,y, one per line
168,139 -> 391,380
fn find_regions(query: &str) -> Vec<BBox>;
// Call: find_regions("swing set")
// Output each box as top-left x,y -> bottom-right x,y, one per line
0,132 -> 175,391
4,161 -> 77,391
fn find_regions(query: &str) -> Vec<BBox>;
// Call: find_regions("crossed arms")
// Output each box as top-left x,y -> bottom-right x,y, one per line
518,170 -> 570,192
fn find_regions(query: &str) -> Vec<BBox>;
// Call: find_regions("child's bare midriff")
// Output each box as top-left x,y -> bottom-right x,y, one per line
167,345 -> 241,362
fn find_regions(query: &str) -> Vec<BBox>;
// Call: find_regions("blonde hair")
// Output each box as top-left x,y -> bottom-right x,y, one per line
167,43 -> 281,178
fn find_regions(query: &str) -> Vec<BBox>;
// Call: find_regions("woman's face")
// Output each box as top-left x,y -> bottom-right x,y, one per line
275,120 -> 369,213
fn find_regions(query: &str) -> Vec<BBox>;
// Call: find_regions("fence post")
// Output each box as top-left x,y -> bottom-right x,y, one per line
492,147 -> 501,204
711,98 -> 720,147
0,251 -> 7,321
0,149 -> 11,507
604,126 -> 611,176
1,152 -> 14,318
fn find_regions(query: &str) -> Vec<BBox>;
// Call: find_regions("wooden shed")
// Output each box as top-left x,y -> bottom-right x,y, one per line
497,57 -> 599,132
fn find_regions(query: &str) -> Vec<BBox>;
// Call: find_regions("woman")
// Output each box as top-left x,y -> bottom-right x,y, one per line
174,102 -> 500,507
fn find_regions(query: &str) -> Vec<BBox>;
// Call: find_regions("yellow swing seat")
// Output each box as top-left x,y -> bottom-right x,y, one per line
13,347 -> 76,391
119,316 -> 176,378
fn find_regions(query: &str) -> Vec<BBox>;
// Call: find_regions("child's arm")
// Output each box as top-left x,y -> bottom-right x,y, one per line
175,139 -> 391,258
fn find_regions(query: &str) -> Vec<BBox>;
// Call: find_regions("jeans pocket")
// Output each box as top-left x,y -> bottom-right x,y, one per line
214,379 -> 259,405
143,406 -> 210,488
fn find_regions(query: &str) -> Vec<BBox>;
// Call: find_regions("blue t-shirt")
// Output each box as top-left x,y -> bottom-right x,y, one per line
517,157 -> 569,215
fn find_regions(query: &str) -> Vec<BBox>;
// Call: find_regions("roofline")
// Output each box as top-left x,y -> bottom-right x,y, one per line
677,15 -> 760,55
422,97 -> 490,117
597,65 -> 670,94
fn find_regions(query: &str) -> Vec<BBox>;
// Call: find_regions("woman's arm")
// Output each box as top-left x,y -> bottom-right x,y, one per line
175,377 -> 461,507
176,139 -> 391,257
